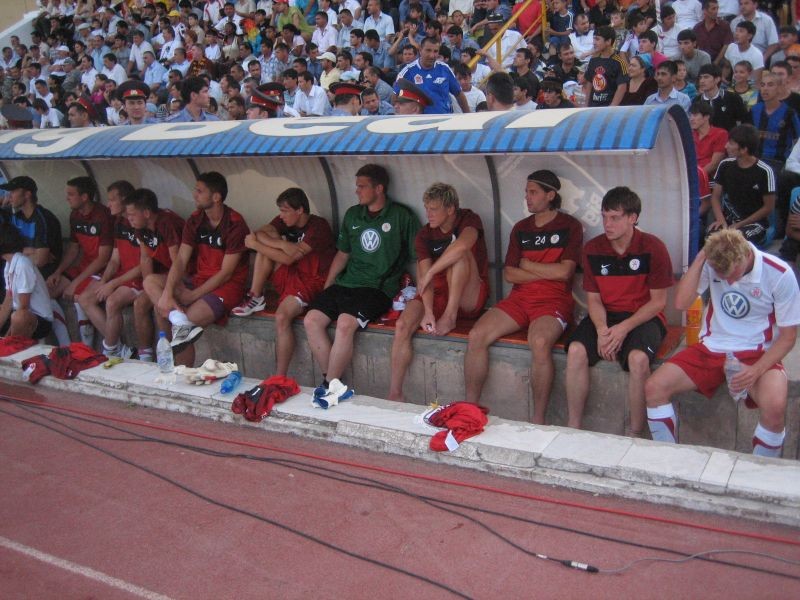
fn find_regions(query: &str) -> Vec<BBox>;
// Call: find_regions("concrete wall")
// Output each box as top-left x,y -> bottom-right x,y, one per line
58,302 -> 800,460
0,1 -> 40,46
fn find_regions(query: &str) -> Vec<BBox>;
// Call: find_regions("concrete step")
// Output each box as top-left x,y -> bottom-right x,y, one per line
1,344 -> 799,527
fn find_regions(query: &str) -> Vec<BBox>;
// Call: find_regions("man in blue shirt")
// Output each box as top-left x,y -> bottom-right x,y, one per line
167,77 -> 220,122
395,37 -> 469,114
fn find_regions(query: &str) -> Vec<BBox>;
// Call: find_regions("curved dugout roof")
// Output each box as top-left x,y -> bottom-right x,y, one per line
0,105 -> 686,159
0,106 -> 699,324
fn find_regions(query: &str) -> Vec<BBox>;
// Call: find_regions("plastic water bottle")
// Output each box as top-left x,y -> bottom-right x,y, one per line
724,352 -> 747,402
220,371 -> 242,394
156,331 -> 174,374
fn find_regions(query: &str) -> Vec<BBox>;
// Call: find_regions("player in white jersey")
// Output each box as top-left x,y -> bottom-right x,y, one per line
644,229 -> 800,457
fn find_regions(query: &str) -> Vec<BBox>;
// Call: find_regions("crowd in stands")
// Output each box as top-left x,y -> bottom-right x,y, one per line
0,1 -> 799,456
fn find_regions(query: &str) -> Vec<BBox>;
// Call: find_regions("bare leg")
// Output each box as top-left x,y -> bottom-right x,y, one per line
77,280 -> 106,339
274,295 -> 304,376
304,309 -> 333,376
464,308 -> 521,403
437,251 -> 482,336
133,292 -> 155,351
388,298 -> 425,401
325,314 -> 359,381
626,349 -> 651,435
103,286 -> 138,347
527,315 -> 565,425
8,310 -> 38,337
565,342 -> 590,429
249,253 -> 275,297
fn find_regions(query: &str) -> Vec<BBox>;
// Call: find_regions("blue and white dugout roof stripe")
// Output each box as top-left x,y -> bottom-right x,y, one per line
0,105 -> 689,160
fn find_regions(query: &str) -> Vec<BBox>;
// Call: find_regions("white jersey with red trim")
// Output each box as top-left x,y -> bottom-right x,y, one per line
698,244 -> 800,352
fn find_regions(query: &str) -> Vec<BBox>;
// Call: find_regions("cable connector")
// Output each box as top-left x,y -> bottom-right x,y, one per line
563,560 -> 599,573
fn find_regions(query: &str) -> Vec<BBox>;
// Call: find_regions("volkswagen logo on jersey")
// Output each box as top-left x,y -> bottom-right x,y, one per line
720,291 -> 750,319
360,229 -> 381,253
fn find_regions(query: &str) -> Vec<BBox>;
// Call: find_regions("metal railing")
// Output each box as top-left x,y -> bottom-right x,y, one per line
467,0 -> 543,70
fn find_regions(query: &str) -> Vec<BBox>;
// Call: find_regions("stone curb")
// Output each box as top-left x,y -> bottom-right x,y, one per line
2,346 -> 799,527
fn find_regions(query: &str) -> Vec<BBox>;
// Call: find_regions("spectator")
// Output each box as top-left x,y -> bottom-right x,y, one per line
311,11 -> 337,52
452,62 -> 486,113
395,37 -> 469,114
672,0 -> 703,32
697,63 -> 750,131
654,6 -> 681,60
678,29 -> 712,83
644,60 -> 692,112
690,100 -> 729,179
709,124 -> 776,246
485,71 -> 515,111
546,0 -> 574,56
362,0 -> 395,43
565,187 -> 673,437
730,0 -> 778,59
539,76 -> 575,108
584,26 -> 629,107
725,20 -> 765,83
167,76 -> 220,122
730,59 -> 759,109
620,55 -> 658,105
569,13 -> 595,62
750,72 -> 800,165
294,70 -> 331,115
360,86 -> 395,115
512,77 -> 538,111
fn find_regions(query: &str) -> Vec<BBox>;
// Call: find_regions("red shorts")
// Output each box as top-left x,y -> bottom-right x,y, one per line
271,267 -> 325,307
191,276 -> 246,322
667,344 -> 785,399
494,290 -> 572,329
417,276 -> 490,320
64,267 -> 101,295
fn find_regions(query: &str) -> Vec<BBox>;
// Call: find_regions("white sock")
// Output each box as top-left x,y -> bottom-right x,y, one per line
102,339 -> 119,352
138,348 -> 153,362
74,302 -> 89,323
752,423 -> 785,458
168,309 -> 192,326
647,404 -> 678,443
50,301 -> 71,346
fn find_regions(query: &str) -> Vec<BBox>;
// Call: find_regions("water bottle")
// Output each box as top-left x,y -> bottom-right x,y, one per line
156,331 -> 174,374
220,371 -> 242,394
724,352 -> 747,402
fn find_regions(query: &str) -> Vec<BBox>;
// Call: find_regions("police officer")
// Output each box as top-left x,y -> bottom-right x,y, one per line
246,83 -> 286,119
393,78 -> 432,115
117,80 -> 159,125
329,81 -> 366,116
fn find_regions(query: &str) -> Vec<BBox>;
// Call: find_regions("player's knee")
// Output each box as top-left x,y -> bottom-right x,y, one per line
566,341 -> 587,366
303,310 -> 325,331
394,313 -> 416,339
528,334 -> 553,359
274,310 -> 292,331
133,293 -> 150,314
335,316 -> 358,336
467,324 -> 492,349
644,374 -> 667,406
627,350 -> 650,375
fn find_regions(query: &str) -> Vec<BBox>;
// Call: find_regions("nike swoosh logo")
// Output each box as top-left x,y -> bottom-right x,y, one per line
351,225 -> 361,230
356,318 -> 369,328
601,264 -> 610,269
432,246 -> 444,252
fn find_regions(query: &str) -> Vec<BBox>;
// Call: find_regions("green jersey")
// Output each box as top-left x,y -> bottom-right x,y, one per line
336,199 -> 421,297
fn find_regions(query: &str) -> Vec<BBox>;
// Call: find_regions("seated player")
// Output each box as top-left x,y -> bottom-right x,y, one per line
47,176 -> 114,346
125,188 -> 185,363
76,181 -> 141,358
147,172 -> 250,366
232,187 -> 336,376
388,182 -> 490,401
565,186 -> 673,437
645,229 -> 799,457
0,223 -> 54,340
464,170 -> 583,424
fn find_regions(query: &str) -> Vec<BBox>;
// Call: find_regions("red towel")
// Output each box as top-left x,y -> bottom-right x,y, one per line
0,336 -> 35,357
232,375 -> 300,422
48,343 -> 105,380
428,402 -> 489,452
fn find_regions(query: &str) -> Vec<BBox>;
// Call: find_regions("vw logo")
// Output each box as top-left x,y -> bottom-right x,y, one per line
360,228 -> 381,253
720,291 -> 750,319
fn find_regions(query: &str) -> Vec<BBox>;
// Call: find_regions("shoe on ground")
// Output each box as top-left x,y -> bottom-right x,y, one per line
170,324 -> 203,353
231,293 -> 266,317
312,378 -> 354,409
313,381 -> 328,400
78,320 -> 95,346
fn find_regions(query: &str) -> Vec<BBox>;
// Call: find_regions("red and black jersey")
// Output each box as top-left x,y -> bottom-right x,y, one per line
182,205 -> 249,287
415,209 -> 489,282
269,214 -> 336,278
504,212 -> 583,304
114,215 -> 141,276
69,203 -> 113,273
582,228 -> 674,324
138,209 -> 185,272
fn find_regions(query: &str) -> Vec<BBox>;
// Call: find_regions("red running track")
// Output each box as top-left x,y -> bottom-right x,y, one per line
0,382 -> 798,599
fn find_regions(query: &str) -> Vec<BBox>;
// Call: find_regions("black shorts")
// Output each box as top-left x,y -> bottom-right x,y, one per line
0,314 -> 53,340
308,284 -> 392,328
564,312 -> 665,371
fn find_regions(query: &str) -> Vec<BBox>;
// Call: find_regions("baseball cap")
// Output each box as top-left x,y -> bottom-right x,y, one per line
0,176 -> 37,193
319,51 -> 337,63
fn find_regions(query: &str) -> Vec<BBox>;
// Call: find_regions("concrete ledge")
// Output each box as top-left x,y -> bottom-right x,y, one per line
2,345 -> 799,527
